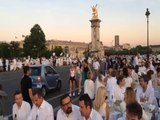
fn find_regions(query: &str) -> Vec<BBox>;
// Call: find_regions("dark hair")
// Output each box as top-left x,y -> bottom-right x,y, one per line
23,66 -> 30,74
87,71 -> 92,79
117,75 -> 124,85
157,67 -> 160,73
127,65 -> 133,70
79,94 -> 92,109
32,88 -> 44,97
60,94 -> 70,105
126,102 -> 143,119
14,90 -> 22,96
140,74 -> 149,84
111,70 -> 116,77
123,68 -> 128,77
0,84 -> 2,90
147,70 -> 154,79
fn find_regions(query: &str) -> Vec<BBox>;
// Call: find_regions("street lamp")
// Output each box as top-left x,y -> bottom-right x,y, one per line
145,8 -> 150,62
76,48 -> 78,58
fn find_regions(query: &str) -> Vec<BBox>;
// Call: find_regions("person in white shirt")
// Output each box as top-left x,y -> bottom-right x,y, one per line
113,75 -> 126,111
57,94 -> 81,120
136,75 -> 155,104
127,65 -> 139,89
136,75 -> 157,120
27,88 -> 54,120
133,53 -> 140,67
12,90 -> 31,120
118,102 -> 143,120
106,68 -> 117,102
84,71 -> 95,100
79,94 -> 103,120
92,58 -> 100,81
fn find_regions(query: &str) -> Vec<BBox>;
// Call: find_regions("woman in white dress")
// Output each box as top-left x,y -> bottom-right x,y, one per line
93,86 -> 110,120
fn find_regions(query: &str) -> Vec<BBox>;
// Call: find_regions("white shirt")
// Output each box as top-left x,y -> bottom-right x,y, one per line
125,77 -> 132,88
106,77 -> 117,100
57,104 -> 81,120
95,80 -> 105,94
12,101 -> 31,120
81,109 -> 103,120
113,84 -> 125,102
27,100 -> 54,120
93,61 -> 100,70
117,117 -> 125,120
84,79 -> 95,99
136,85 -> 155,104
98,102 -> 107,119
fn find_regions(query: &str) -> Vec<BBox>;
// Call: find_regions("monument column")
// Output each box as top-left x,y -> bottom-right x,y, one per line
90,4 -> 101,57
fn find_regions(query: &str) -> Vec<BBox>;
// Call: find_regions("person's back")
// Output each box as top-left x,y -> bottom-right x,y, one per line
84,79 -> 95,100
21,66 -> 32,104
21,75 -> 32,104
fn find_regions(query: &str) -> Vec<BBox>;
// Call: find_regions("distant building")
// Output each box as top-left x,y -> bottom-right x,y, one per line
18,40 -> 88,58
115,35 -> 119,47
150,45 -> 160,53
46,40 -> 88,58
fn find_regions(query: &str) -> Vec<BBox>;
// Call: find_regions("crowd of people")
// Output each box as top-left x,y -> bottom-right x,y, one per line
0,56 -> 83,72
1,53 -> 160,120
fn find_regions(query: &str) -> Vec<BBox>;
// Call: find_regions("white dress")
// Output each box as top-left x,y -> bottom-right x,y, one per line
98,102 -> 107,120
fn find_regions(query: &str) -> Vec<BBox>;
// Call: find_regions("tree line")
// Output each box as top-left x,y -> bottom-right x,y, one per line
0,24 -> 63,59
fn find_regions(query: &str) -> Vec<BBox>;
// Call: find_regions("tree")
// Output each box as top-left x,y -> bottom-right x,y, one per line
53,46 -> 63,57
9,41 -> 20,57
0,42 -> 10,58
23,24 -> 46,58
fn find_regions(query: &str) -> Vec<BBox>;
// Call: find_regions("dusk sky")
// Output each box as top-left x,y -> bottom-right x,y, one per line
0,0 -> 160,47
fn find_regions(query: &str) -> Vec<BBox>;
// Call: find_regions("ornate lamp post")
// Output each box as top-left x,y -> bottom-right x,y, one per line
145,8 -> 150,62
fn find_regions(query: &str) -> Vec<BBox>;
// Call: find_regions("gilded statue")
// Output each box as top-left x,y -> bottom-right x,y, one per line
92,4 -> 98,19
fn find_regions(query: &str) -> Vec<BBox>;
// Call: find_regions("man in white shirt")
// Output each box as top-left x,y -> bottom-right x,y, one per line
79,94 -> 103,120
106,68 -> 117,102
118,102 -> 143,120
92,58 -> 100,81
127,65 -> 139,89
136,75 -> 155,104
84,72 -> 95,100
136,75 -> 157,119
12,90 -> 31,120
57,94 -> 81,120
27,88 -> 54,120
113,75 -> 126,111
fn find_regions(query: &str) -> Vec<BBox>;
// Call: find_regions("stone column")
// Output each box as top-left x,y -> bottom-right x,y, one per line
90,19 -> 101,57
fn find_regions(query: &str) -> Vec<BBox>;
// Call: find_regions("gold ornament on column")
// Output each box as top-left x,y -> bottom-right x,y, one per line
91,4 -> 98,19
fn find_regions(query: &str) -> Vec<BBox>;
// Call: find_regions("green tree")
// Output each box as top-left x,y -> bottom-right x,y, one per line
53,46 -> 63,57
0,42 -> 10,58
23,24 -> 46,58
9,41 -> 20,57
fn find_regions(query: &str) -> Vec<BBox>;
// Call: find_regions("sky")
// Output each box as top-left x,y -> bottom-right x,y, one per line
0,0 -> 160,47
